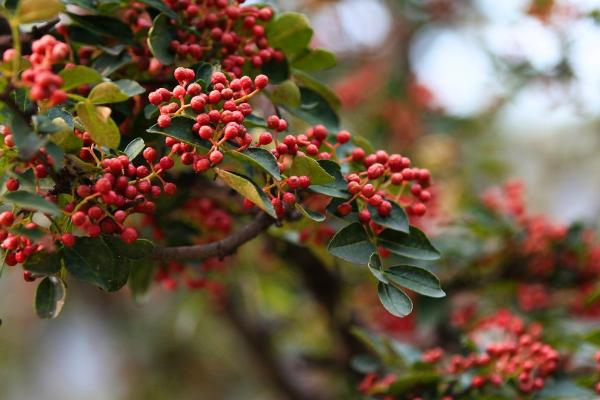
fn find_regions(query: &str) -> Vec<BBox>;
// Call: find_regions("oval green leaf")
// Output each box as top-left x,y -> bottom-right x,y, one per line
377,282 -> 413,317
3,190 -> 61,215
327,222 -> 375,265
35,276 -> 66,319
148,13 -> 176,65
385,266 -> 445,298
368,201 -> 409,233
287,156 -> 334,185
76,102 -> 121,149
377,226 -> 441,261
59,66 -> 103,91
215,169 -> 277,218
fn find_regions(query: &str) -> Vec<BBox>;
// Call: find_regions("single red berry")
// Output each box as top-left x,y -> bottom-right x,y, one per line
61,233 -> 76,247
336,130 -> 351,144
143,147 -> 157,162
121,227 -> 138,244
6,178 -> 19,191
0,211 -> 15,226
282,192 -> 296,205
358,209 -> 371,224
259,132 -> 273,145
209,150 -> 224,164
159,156 -> 175,170
336,203 -> 352,216
164,182 -> 177,195
95,178 -> 112,194
71,211 -> 87,226
157,114 -> 171,128
254,74 -> 269,89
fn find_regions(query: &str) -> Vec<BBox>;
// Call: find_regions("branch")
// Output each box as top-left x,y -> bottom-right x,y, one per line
153,212 -> 276,262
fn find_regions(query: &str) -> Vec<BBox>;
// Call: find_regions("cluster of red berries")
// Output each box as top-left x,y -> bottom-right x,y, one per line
149,67 -> 269,170
163,0 -> 281,76
360,311 -> 560,399
152,198 -> 231,295
0,210 -> 44,272
5,35 -> 69,105
66,140 -> 177,244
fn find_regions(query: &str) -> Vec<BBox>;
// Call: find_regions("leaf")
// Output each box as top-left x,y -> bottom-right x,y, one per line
387,371 -> 440,395
17,0 -> 64,23
76,102 -> 120,149
310,160 -> 350,199
101,235 -> 154,261
377,282 -> 413,317
287,156 -> 334,185
147,13 -> 176,65
327,222 -> 375,265
91,51 -> 132,77
266,12 -> 313,57
128,258 -> 157,303
283,87 -> 340,131
147,117 -> 210,150
138,0 -> 177,18
385,266 -> 445,298
368,253 -> 388,283
35,276 -> 66,319
584,329 -> 600,346
215,169 -> 277,218
63,236 -> 129,292
59,66 -> 103,91
24,250 -> 62,274
368,201 -> 409,233
44,142 -> 64,171
68,13 -> 134,44
123,138 -> 145,160
295,203 -> 325,222
270,80 -> 301,107
292,48 -> 336,72
261,57 -> 290,84
190,62 -> 213,87
378,227 -> 441,261
225,148 -> 281,180
292,69 -> 340,110
88,80 -> 145,104
7,109 -> 45,160
3,191 -> 61,215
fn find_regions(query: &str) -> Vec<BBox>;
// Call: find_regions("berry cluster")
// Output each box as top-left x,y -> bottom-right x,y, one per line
5,35 -> 69,105
164,0 -> 280,76
149,67 -> 268,169
152,198 -> 231,295
360,311 -> 561,399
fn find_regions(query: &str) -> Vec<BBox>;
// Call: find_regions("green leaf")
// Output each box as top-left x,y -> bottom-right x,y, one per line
148,13 -> 176,65
287,156 -> 334,185
295,203 -> 325,222
59,66 -> 103,91
63,237 -> 129,291
35,276 -> 66,319
310,159 -> 350,199
138,0 -> 177,18
583,329 -> 600,346
128,258 -> 157,303
270,80 -> 301,107
3,191 -> 61,215
45,142 -> 64,171
147,117 -> 211,150
368,253 -> 388,283
91,51 -> 132,77
225,148 -> 281,180
24,250 -> 62,274
292,69 -> 340,110
88,80 -> 145,104
76,102 -> 121,149
215,169 -> 277,218
368,201 -> 409,233
261,57 -> 290,84
387,371 -> 440,395
123,138 -> 145,160
283,87 -> 340,131
7,109 -> 44,160
385,266 -> 445,298
378,227 -> 441,261
102,236 -> 154,261
327,222 -> 375,265
266,12 -> 313,58
17,0 -> 64,23
377,282 -> 413,317
190,62 -> 213,87
292,49 -> 336,72
68,13 -> 134,44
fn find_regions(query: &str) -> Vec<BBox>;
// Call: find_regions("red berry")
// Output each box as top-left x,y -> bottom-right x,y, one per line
61,233 -> 76,247
336,130 -> 351,144
254,74 -> 269,89
209,150 -> 224,164
336,203 -> 352,216
121,228 -> 138,244
71,211 -> 87,226
143,147 -> 157,162
157,114 -> 171,128
282,192 -> 296,205
164,182 -> 177,195
6,178 -> 19,191
95,178 -> 112,194
358,209 -> 371,224
0,211 -> 15,226
259,132 -> 273,145
159,156 -> 175,170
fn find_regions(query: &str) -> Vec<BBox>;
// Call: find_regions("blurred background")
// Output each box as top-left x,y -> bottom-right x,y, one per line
3,0 -> 600,398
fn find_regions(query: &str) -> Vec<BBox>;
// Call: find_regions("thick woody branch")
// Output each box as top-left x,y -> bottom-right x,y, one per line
153,212 -> 276,262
